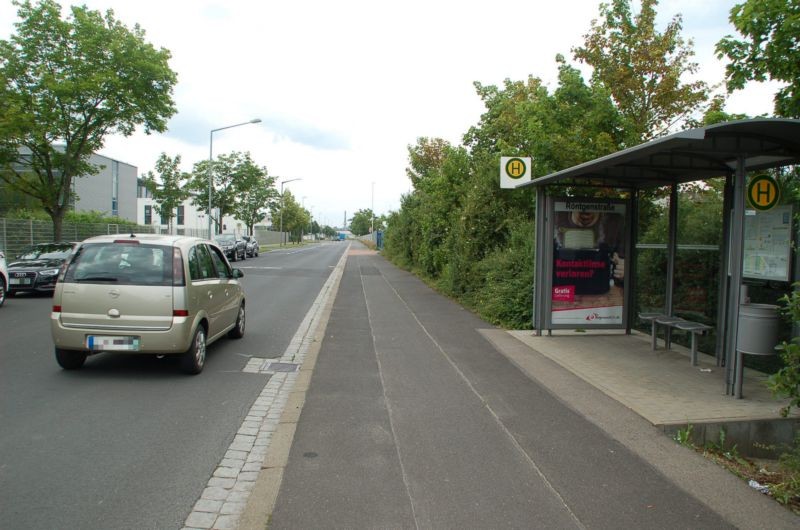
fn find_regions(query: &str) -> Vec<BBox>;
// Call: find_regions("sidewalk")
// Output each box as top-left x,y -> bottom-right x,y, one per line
242,246 -> 798,529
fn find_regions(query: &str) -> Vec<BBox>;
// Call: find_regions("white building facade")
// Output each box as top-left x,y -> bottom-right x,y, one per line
136,180 -> 270,237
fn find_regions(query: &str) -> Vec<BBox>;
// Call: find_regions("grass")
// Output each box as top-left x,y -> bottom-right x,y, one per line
674,425 -> 800,514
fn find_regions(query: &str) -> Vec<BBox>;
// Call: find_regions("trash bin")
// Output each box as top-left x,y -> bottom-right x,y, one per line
734,303 -> 779,399
736,303 -> 779,355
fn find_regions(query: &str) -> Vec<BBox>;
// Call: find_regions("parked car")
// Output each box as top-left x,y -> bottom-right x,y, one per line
7,242 -> 77,297
242,235 -> 259,257
50,234 -> 246,374
0,250 -> 8,307
214,234 -> 246,262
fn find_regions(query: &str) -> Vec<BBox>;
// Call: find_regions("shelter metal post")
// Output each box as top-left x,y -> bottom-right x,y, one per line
716,175 -> 733,367
664,184 -> 679,346
533,188 -> 548,334
626,190 -> 639,334
725,156 -> 747,397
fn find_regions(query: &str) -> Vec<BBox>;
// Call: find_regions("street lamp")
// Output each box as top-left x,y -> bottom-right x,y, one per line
279,178 -> 301,246
208,118 -> 261,239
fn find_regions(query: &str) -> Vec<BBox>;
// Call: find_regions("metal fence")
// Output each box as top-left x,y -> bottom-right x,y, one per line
0,218 -> 290,256
0,218 -> 175,256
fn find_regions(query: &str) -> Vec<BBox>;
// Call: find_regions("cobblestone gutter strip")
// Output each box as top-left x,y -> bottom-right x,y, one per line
182,245 -> 349,530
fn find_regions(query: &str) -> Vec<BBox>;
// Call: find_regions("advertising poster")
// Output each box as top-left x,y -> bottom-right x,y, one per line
552,200 -> 627,325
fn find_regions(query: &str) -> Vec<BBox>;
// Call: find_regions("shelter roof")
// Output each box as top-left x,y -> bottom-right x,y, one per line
523,119 -> 800,189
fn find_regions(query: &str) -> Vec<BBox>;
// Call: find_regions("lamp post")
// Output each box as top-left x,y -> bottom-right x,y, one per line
279,178 -> 301,246
208,118 -> 261,240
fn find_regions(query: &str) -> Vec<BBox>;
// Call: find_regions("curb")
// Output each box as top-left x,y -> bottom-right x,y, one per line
236,246 -> 348,530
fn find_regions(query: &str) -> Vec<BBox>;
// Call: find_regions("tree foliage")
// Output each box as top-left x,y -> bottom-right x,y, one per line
349,208 -> 377,236
0,0 -> 177,239
270,190 -> 309,243
573,0 -> 708,143
142,153 -> 189,229
188,151 -> 269,234
230,163 -> 277,236
384,0 -> 712,329
716,0 -> 800,118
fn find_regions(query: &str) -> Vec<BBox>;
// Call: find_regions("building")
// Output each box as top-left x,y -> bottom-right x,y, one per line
74,153 -> 138,221
136,179 -> 269,237
0,148 -> 138,222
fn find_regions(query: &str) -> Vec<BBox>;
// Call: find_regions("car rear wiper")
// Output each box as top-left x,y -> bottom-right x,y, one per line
76,276 -> 119,282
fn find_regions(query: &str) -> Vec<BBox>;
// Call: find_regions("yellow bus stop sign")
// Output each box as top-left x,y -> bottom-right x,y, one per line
747,174 -> 780,211
500,156 -> 531,188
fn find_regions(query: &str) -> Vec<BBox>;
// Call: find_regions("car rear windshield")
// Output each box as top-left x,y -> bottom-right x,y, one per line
18,243 -> 74,260
64,243 -> 173,286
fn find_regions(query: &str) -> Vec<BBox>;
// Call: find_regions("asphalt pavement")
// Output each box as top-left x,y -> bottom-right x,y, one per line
0,242 -> 348,530
262,244 -> 797,529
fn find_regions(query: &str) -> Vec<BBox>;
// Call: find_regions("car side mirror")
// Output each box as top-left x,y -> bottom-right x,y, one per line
232,268 -> 244,278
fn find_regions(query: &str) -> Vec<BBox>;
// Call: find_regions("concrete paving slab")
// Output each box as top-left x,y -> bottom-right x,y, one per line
507,329 -> 797,426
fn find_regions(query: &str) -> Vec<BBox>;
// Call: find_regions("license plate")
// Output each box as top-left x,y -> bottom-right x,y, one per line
87,335 -> 140,351
10,278 -> 31,285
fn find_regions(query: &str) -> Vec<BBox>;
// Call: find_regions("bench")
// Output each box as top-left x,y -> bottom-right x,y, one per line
638,313 -> 713,365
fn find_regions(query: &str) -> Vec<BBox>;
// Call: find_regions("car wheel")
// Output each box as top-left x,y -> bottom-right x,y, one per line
230,250 -> 237,262
180,326 -> 206,374
241,249 -> 246,260
254,248 -> 259,257
55,348 -> 87,370
229,303 -> 246,339
0,277 -> 5,307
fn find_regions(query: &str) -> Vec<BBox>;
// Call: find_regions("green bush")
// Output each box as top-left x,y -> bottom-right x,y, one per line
462,218 -> 534,328
768,284 -> 800,417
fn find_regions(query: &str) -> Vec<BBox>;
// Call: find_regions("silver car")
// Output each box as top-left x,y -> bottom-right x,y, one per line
50,234 -> 246,374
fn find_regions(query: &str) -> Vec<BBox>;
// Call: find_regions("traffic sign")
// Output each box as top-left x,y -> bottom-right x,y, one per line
747,174 -> 780,211
500,156 -> 531,188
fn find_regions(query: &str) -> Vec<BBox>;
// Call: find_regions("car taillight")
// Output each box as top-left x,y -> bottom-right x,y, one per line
173,309 -> 189,317
52,305 -> 62,313
172,247 -> 185,286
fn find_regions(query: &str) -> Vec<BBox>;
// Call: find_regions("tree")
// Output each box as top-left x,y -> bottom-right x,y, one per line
229,161 -> 277,236
188,151 -> 262,234
269,191 -> 308,243
349,208 -> 376,236
573,0 -> 708,143
142,153 -> 189,231
0,0 -> 177,239
716,0 -> 800,118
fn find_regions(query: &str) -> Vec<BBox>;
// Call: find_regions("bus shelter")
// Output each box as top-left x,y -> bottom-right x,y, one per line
520,119 -> 800,397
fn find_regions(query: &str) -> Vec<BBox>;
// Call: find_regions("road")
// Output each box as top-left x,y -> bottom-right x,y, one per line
0,242 -> 348,530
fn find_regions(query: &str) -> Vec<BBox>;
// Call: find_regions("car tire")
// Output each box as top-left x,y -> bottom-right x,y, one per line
228,303 -> 246,339
230,251 -> 237,262
0,277 -> 5,307
180,326 -> 206,375
55,348 -> 87,370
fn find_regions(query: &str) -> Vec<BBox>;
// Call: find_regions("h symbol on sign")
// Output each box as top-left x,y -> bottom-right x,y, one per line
510,161 -> 523,176
755,181 -> 773,203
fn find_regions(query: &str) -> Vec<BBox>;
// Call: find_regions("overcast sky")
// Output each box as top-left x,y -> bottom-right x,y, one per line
0,0 -> 781,228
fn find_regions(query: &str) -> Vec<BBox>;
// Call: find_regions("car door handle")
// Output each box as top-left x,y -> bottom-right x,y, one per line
207,290 -> 213,299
